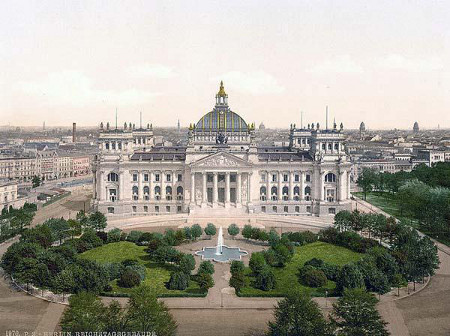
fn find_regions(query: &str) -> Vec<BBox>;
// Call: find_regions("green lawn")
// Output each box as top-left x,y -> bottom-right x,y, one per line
354,191 -> 450,246
239,241 -> 363,297
79,241 -> 203,296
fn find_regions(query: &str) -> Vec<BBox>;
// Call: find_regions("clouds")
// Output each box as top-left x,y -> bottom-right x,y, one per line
307,55 -> 364,74
16,70 -> 160,107
127,63 -> 177,79
377,54 -> 443,72
307,54 -> 444,75
213,71 -> 285,95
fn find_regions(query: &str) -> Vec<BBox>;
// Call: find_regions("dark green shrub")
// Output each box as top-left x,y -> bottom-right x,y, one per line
254,266 -> 276,291
230,260 -> 245,275
167,271 -> 189,290
198,261 -> 214,275
298,266 -> 327,288
249,252 -> 267,274
118,268 -> 141,288
196,272 -> 214,290
304,258 -> 324,268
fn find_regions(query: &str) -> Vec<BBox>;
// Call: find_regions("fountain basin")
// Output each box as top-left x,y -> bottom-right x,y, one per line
195,245 -> 248,263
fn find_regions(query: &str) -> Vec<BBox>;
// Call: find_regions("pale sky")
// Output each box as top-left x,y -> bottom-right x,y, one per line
1,0 -> 449,129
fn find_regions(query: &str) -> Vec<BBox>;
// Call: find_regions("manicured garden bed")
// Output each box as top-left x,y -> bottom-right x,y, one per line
238,241 -> 363,297
79,241 -> 205,296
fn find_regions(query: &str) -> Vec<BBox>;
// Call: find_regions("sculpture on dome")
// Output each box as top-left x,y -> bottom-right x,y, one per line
216,132 -> 228,144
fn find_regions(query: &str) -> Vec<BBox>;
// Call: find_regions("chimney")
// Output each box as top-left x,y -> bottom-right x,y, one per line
72,122 -> 76,143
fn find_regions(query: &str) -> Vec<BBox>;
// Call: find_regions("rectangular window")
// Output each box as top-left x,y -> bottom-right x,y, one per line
155,206 -> 159,213
305,174 -> 311,182
272,174 -> 277,182
294,174 -> 299,182
272,206 -> 277,213
261,206 -> 266,213
177,174 -> 183,182
144,174 -> 149,182
306,206 -> 311,213
166,174 -> 171,182
132,173 -> 138,182
328,208 -> 336,214
230,174 -> 236,183
284,206 -> 288,213
261,174 -> 266,182
132,206 -> 137,213
207,174 -> 213,182
144,206 -> 148,212
283,174 -> 288,182
155,174 -> 160,182
295,206 -> 300,213
177,206 -> 182,213
166,206 -> 170,213
107,207 -> 114,214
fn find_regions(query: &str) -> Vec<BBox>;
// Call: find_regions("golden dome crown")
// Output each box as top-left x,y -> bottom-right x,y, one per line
217,81 -> 227,97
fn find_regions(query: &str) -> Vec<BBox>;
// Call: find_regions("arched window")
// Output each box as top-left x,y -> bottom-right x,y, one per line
107,172 -> 119,182
143,186 -> 149,200
294,186 -> 300,200
325,173 -> 336,183
177,186 -> 184,200
282,186 -> 289,200
271,186 -> 278,201
304,186 -> 311,201
260,186 -> 267,201
166,186 -> 172,200
132,186 -> 138,200
154,186 -> 161,200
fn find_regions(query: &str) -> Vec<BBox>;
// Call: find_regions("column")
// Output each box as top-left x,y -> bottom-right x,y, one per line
225,172 -> 230,206
202,172 -> 207,205
119,171 -> 124,201
190,173 -> 195,204
278,171 -> 282,201
266,171 -> 270,201
149,172 -> 154,200
237,172 -> 242,205
100,171 -> 105,201
289,171 -> 294,201
320,171 -> 325,201
213,172 -> 218,206
338,171 -> 345,201
347,171 -> 351,199
247,172 -> 252,204
161,173 -> 166,201
300,171 -> 305,200
138,171 -> 143,200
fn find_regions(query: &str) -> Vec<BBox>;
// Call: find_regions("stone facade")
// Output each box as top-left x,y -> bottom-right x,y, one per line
93,82 -> 352,217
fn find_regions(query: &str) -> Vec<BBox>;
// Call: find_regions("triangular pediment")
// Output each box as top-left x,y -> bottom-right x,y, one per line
190,152 -> 252,168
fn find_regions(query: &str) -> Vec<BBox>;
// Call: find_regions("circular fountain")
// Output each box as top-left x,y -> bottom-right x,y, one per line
196,226 -> 248,263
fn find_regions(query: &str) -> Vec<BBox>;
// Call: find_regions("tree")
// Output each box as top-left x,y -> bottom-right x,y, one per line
1,241 -> 43,274
391,273 -> 407,296
178,254 -> 195,275
268,290 -> 333,336
196,272 -> 214,290
107,228 -> 122,243
60,292 -> 106,332
32,175 -> 41,188
191,224 -> 202,240
334,210 -> 353,232
335,263 -> 365,294
126,286 -> 177,335
198,261 -> 215,275
87,211 -> 107,231
20,224 -> 54,248
53,269 -> 76,301
153,246 -> 179,264
76,210 -> 89,229
67,219 -> 82,239
103,300 -> 129,332
254,266 -> 276,291
168,270 -> 189,290
230,271 -> 246,292
230,260 -> 245,275
46,218 -> 70,244
227,224 -> 239,239
249,252 -> 267,274
357,168 -> 377,200
183,227 -> 192,240
204,223 -> 217,239
331,288 -> 389,336
242,224 -> 253,240
268,229 -> 280,247
127,230 -> 143,243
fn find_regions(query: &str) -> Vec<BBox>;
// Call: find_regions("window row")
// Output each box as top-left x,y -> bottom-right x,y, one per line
132,186 -> 184,201
259,186 -> 311,201
261,173 -> 311,183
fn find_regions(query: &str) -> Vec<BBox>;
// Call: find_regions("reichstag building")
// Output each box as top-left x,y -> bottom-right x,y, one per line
92,82 -> 351,216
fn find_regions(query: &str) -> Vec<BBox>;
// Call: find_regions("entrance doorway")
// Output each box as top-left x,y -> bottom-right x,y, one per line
218,188 -> 225,203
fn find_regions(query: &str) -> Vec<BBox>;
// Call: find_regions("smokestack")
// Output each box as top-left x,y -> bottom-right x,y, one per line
72,122 -> 76,143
